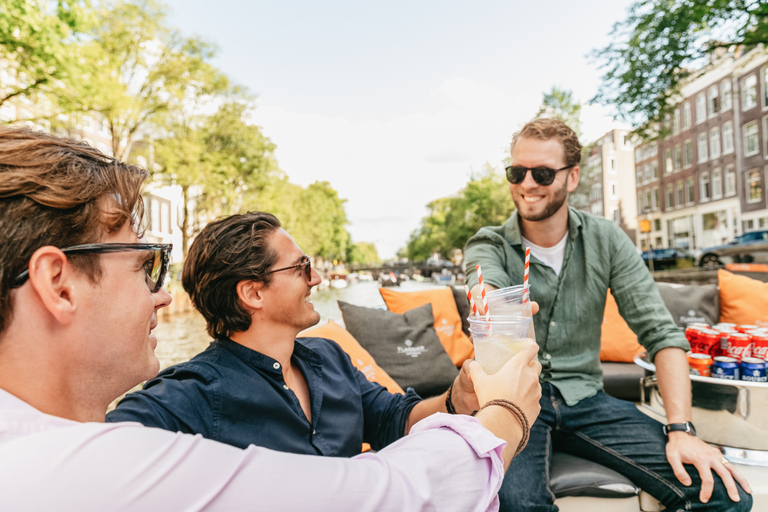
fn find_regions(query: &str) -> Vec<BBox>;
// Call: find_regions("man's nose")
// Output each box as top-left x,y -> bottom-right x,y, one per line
154,287 -> 173,309
520,169 -> 540,188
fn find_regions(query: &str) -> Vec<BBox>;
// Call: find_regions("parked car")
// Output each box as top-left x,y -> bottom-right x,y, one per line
640,248 -> 693,270
694,230 -> 768,268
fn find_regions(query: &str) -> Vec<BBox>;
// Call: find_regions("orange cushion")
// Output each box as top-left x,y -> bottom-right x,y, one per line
379,286 -> 474,367
718,269 -> 768,327
301,321 -> 404,394
600,290 -> 645,363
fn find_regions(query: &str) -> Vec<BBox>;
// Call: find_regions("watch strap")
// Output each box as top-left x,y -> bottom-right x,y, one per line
663,422 -> 696,436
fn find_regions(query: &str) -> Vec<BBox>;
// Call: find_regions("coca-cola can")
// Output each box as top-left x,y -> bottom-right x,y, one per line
685,325 -> 705,345
751,332 -> 768,361
695,329 -> 721,355
687,352 -> 713,377
714,323 -> 737,331
727,332 -> 752,361
737,324 -> 760,334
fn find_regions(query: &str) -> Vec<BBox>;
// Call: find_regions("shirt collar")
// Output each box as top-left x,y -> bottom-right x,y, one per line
503,207 -> 583,246
215,337 -> 323,375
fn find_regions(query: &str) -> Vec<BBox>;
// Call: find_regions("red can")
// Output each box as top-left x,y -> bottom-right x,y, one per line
752,332 -> 768,361
685,325 -> 703,345
713,328 -> 736,357
695,329 -> 721,355
687,352 -> 713,377
727,332 -> 753,361
715,323 -> 737,331
737,324 -> 759,334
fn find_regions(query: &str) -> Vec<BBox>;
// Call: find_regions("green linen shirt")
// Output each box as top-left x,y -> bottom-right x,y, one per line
464,207 -> 690,406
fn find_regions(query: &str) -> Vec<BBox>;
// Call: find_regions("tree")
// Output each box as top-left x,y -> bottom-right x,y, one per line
347,242 -> 381,266
401,164 -> 515,261
534,86 -> 582,138
0,0 -> 90,115
592,0 -> 768,138
65,0 -> 219,160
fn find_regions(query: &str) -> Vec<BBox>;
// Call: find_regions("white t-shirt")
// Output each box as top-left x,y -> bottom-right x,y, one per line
522,233 -> 568,276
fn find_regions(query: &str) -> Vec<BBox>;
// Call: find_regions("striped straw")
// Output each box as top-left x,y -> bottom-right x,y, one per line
523,247 -> 531,304
464,285 -> 479,317
476,264 -> 489,320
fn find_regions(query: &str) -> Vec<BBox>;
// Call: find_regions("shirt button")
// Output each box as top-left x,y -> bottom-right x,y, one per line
273,362 -> 280,370
283,384 -> 290,390
544,353 -> 552,360
550,321 -> 556,327
313,430 -> 317,435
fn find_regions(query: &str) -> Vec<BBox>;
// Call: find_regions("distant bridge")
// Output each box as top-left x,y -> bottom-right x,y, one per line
340,262 -> 463,280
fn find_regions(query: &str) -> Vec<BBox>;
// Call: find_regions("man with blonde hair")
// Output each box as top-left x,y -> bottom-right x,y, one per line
0,126 -> 542,511
465,118 -> 752,511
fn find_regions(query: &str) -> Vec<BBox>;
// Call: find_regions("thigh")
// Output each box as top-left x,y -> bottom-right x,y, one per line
556,391 -> 752,512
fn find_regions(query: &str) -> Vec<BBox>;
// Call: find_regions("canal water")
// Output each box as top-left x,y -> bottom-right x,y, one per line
152,280 -> 451,371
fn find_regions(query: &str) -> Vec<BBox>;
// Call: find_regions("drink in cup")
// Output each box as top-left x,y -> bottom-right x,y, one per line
485,285 -> 536,341
469,316 -> 532,375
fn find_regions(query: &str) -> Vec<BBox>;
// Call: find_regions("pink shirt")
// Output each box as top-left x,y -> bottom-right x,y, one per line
0,389 -> 505,511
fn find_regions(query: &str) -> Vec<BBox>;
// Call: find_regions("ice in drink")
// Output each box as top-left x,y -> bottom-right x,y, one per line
474,335 -> 532,375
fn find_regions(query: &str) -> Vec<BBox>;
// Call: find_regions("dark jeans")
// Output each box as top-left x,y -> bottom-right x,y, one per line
499,383 -> 753,512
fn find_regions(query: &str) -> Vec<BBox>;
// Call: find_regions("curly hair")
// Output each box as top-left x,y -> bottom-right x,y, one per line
0,127 -> 147,334
182,212 -> 283,339
511,118 -> 582,167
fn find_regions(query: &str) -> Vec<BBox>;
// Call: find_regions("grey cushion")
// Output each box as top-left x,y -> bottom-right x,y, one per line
656,282 -> 720,327
450,286 -> 471,338
338,301 -> 459,397
601,361 -> 646,402
550,451 -> 641,498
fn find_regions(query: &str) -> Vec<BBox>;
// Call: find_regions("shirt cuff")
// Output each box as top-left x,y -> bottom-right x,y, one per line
409,412 -> 507,461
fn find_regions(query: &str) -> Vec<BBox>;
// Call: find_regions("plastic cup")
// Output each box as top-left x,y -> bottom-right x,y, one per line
469,316 -> 532,374
484,284 -> 536,341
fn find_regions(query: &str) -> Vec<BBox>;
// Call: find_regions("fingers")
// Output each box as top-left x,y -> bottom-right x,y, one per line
710,462 -> 741,503
510,340 -> 539,367
531,301 -> 539,315
727,464 -> 752,494
667,450 -> 691,487
693,461 -> 715,503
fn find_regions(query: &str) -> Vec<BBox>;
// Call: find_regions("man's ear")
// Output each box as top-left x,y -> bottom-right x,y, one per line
566,165 -> 580,193
26,247 -> 78,324
236,280 -> 266,312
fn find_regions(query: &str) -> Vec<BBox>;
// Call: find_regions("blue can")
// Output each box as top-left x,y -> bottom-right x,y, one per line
713,356 -> 740,380
740,357 -> 767,382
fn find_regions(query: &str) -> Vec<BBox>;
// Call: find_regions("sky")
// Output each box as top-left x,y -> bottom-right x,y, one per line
162,0 -> 635,259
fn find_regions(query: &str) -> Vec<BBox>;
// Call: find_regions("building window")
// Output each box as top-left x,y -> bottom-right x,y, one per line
610,181 -> 618,198
609,158 -> 616,172
709,127 -> 721,158
721,79 -> 732,110
700,172 -> 710,201
650,161 -> 658,181
764,67 -> 768,108
682,102 -> 692,129
636,167 -> 642,186
665,148 -> 673,173
673,109 -> 681,134
666,183 -> 674,209
650,143 -> 657,156
743,74 -> 758,110
683,139 -> 693,167
686,177 -> 695,204
723,121 -> 734,154
744,121 -> 759,156
725,165 -> 736,196
696,92 -> 707,122
747,168 -> 762,202
712,168 -> 722,199
708,85 -> 720,116
634,148 -> 641,163
676,181 -> 684,207
652,188 -> 659,210
697,133 -> 707,163
764,116 -> 768,156
637,192 -> 643,215
674,145 -> 682,170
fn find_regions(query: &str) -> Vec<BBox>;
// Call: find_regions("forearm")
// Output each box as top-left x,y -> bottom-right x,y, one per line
654,347 -> 692,423
474,406 -> 524,470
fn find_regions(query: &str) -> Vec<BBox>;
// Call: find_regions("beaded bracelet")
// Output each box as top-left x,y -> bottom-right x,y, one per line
445,383 -> 457,414
474,399 -> 530,457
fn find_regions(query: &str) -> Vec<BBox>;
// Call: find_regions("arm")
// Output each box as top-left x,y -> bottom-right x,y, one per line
405,361 -> 480,433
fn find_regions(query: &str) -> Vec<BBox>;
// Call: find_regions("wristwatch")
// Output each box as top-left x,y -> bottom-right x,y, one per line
663,422 -> 697,437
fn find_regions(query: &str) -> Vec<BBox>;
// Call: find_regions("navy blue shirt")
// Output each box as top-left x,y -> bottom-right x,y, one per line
106,337 -> 422,457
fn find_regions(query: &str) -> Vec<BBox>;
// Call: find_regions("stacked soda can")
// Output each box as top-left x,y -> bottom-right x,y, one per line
684,323 -> 768,381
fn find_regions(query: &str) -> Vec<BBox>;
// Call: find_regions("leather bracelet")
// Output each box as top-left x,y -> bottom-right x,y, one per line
475,399 -> 530,457
445,383 -> 457,414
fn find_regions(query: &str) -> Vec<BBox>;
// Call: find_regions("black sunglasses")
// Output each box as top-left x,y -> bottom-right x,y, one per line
264,255 -> 312,281
13,243 -> 172,293
505,165 -> 574,186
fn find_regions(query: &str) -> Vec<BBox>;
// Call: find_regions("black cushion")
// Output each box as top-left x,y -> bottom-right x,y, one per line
656,282 -> 720,327
601,361 -> 646,402
338,301 -> 459,397
450,286 -> 471,338
550,451 -> 640,499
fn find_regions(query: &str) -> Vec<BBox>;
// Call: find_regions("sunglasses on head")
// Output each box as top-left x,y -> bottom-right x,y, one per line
264,255 -> 312,281
13,243 -> 172,293
505,165 -> 574,186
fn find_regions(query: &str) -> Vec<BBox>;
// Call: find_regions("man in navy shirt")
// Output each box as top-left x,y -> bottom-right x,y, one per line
108,212 -> 480,455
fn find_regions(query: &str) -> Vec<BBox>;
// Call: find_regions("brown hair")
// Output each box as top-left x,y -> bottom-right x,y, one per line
0,126 -> 147,334
511,118 -> 582,167
182,212 -> 282,339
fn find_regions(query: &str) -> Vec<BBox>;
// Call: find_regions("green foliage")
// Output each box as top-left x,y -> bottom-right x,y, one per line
347,242 -> 381,265
534,86 -> 583,138
593,0 -> 768,139
0,0 -> 91,112
402,164 -> 515,261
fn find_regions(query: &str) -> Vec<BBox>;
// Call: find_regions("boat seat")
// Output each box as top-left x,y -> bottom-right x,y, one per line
550,452 -> 640,499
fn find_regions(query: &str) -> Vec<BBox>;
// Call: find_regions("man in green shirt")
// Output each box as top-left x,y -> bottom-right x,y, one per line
465,118 -> 752,512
